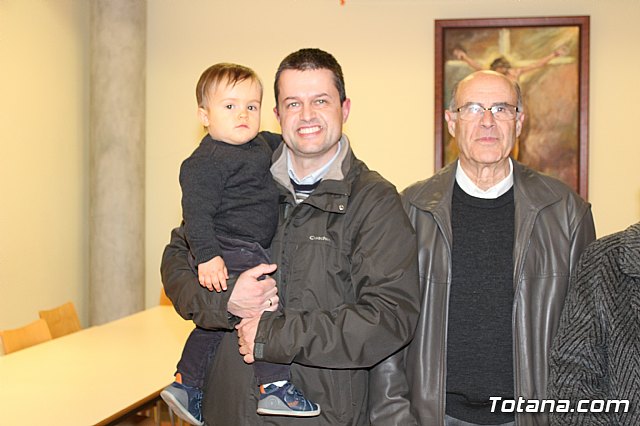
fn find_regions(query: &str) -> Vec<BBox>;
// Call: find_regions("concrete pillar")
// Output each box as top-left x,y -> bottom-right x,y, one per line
89,0 -> 146,325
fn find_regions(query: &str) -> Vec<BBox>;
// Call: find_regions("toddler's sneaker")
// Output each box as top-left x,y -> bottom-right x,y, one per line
160,381 -> 203,426
257,381 -> 321,417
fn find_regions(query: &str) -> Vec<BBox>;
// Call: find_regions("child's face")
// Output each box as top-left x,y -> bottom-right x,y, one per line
199,78 -> 262,145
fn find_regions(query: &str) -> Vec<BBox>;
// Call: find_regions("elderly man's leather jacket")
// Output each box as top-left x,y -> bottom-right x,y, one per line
392,161 -> 595,426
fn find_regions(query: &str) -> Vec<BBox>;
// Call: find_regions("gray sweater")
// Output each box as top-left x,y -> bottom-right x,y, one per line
179,131 -> 281,265
549,222 -> 640,425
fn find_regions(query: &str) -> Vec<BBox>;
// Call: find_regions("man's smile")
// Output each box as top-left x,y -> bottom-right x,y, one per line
298,125 -> 322,135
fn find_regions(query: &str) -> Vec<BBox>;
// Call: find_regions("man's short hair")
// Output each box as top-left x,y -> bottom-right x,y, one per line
274,48 -> 346,105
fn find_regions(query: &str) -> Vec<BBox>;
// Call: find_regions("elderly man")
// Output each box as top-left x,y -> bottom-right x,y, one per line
400,70 -> 595,425
161,48 -> 420,425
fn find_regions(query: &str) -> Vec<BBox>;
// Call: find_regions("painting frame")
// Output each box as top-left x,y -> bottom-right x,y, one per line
435,16 -> 590,199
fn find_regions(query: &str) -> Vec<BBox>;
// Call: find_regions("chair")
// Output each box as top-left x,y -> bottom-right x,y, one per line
159,287 -> 173,306
0,318 -> 53,354
38,301 -> 82,338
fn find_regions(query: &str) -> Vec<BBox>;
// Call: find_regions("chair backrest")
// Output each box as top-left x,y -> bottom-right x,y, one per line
0,318 -> 53,354
38,301 -> 82,338
159,287 -> 173,306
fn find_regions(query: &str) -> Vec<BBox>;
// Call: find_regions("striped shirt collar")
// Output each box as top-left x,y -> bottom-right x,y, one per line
287,138 -> 343,185
271,135 -> 350,202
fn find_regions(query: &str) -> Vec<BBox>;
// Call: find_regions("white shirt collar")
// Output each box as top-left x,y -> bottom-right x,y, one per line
455,159 -> 514,199
287,139 -> 343,185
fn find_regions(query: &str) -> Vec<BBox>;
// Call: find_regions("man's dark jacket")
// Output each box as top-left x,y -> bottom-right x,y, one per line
549,222 -> 640,425
161,139 -> 420,425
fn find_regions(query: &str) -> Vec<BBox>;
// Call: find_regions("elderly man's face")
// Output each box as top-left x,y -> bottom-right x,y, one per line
274,69 -> 350,166
445,72 -> 524,171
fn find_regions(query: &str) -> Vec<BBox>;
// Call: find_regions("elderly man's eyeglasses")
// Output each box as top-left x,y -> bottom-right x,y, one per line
455,103 -> 519,121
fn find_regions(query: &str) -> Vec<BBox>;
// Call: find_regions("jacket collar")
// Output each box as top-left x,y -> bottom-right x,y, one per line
271,135 -> 351,191
271,135 -> 357,213
407,159 -> 562,214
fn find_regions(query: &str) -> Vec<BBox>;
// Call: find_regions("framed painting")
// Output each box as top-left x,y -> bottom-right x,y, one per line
434,16 -> 590,199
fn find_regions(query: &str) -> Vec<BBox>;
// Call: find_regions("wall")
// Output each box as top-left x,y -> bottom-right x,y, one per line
146,0 -> 640,306
0,0 -> 89,331
2,0 -> 639,330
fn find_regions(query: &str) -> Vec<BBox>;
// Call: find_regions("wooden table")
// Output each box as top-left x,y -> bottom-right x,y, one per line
0,305 -> 194,425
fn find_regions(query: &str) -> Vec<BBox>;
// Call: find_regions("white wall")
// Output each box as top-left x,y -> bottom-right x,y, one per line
0,0 -> 89,330
146,0 -> 640,306
2,0 -> 639,330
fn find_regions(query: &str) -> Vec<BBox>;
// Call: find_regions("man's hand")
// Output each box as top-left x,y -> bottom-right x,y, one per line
227,263 -> 279,318
236,316 -> 261,364
198,256 -> 228,292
